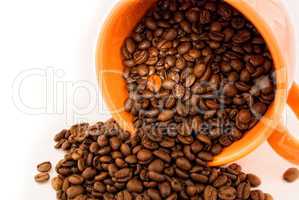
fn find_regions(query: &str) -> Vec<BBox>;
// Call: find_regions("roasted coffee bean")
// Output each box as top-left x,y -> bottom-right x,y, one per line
237,182 -> 251,199
137,149 -> 153,162
115,168 -> 131,179
247,173 -> 261,187
66,186 -> 84,198
213,175 -> 228,188
223,83 -> 238,97
250,190 -> 265,200
232,30 -> 251,44
163,28 -> 177,40
124,38 -> 136,54
82,167 -> 97,179
204,185 -> 217,200
218,186 -> 237,200
116,190 -> 132,200
194,63 -> 207,78
34,172 -> 50,183
158,110 -> 174,122
176,157 -> 192,171
283,168 -> 299,183
68,175 -> 84,185
153,149 -> 171,163
37,161 -> 52,172
178,42 -> 192,54
148,159 -> 164,173
145,17 -> 157,30
51,176 -> 63,191
237,109 -> 252,124
127,178 -> 143,193
133,50 -> 149,65
159,181 -> 172,197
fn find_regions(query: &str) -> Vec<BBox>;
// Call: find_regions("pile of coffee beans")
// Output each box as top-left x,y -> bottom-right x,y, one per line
122,0 -> 276,156
49,119 -> 273,200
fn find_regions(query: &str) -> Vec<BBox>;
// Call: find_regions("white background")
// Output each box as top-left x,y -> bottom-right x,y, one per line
0,0 -> 299,199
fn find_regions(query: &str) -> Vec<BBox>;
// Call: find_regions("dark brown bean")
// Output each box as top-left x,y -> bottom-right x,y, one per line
34,172 -> 50,183
37,161 -> 52,172
283,168 -> 299,183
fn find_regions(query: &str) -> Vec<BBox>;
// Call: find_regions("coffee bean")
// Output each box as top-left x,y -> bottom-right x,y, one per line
163,28 -> 177,40
237,182 -> 251,199
116,190 -> 132,200
153,149 -> 171,163
145,17 -> 157,30
127,178 -> 143,193
209,32 -> 224,41
148,171 -> 165,182
159,181 -> 172,197
148,159 -> 165,173
147,75 -> 162,93
223,83 -> 238,97
158,110 -> 174,122
186,9 -> 199,22
283,168 -> 299,183
66,185 -> 84,198
124,38 -> 136,54
137,149 -> 153,162
34,172 -> 50,183
133,50 -> 149,64
218,186 -> 237,200
162,79 -> 176,90
191,173 -> 209,183
232,30 -> 251,44
138,40 -> 151,50
250,190 -> 265,200
198,152 -> 213,161
193,63 -> 207,78
247,173 -> 261,187
136,64 -> 149,76
213,175 -> 228,188
176,157 -> 192,171
68,175 -> 84,185
147,188 -> 162,200
203,185 -> 217,200
180,20 -> 192,33
37,161 -> 52,172
115,168 -> 131,179
237,109 -> 252,124
51,176 -> 63,191
178,42 -> 192,54
174,84 -> 185,98
81,167 -> 97,179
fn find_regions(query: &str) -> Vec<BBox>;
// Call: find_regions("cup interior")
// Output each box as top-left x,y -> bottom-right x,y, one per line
96,0 -> 287,166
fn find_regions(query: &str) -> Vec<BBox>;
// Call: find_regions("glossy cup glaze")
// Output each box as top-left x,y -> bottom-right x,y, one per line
96,0 -> 299,166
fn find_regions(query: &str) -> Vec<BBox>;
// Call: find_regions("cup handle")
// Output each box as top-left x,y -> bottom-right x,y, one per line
268,82 -> 299,165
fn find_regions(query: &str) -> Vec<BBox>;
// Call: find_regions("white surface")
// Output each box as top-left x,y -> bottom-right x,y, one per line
0,0 -> 299,199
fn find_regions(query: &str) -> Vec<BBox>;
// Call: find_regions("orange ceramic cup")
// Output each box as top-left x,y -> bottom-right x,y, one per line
96,0 -> 299,166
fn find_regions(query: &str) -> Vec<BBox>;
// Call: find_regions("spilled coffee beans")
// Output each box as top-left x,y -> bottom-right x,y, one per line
45,119 -> 271,199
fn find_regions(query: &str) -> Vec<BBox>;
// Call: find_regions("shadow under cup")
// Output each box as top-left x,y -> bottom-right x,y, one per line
96,0 -> 288,166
